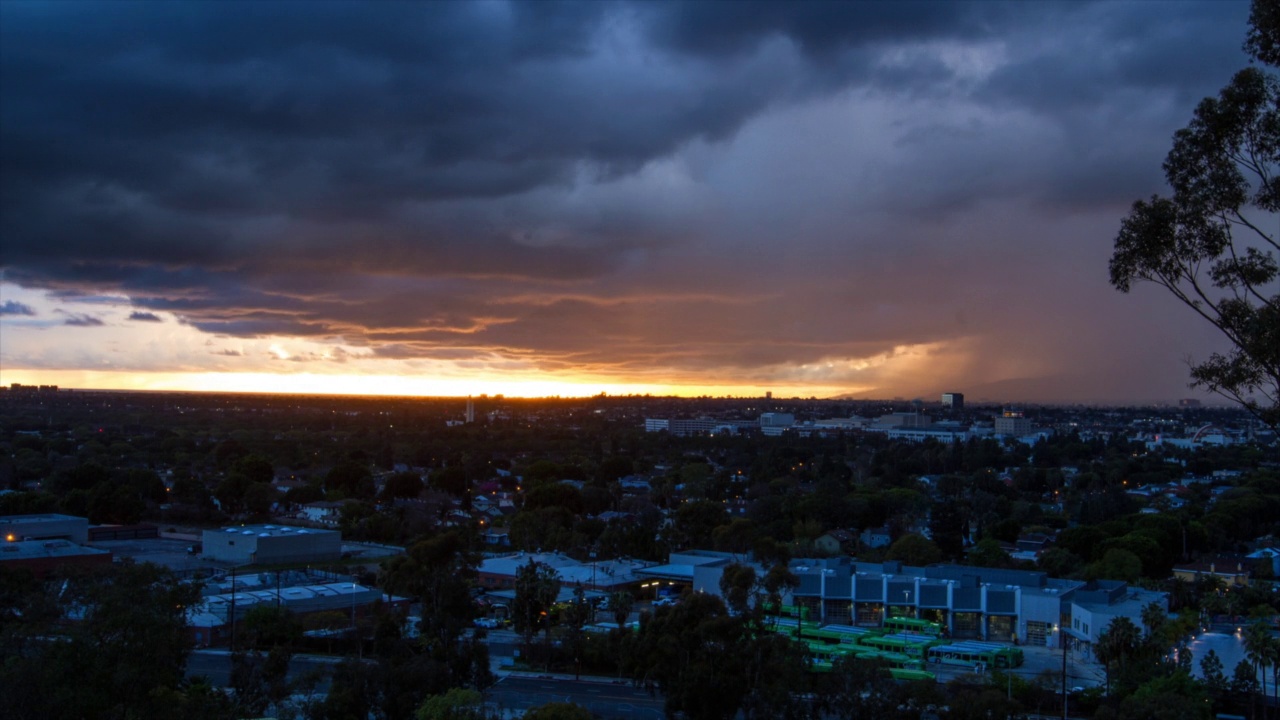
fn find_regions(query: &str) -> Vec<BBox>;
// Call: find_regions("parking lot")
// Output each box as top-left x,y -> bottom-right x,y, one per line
89,537 -> 223,575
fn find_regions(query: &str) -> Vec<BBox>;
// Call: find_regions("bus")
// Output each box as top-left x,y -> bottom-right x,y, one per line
859,633 -> 942,657
925,642 -> 1024,669
804,624 -> 882,645
883,616 -> 944,636
889,668 -> 937,682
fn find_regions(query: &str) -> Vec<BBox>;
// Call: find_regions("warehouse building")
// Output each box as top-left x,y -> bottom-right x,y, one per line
201,524 -> 341,565
0,540 -> 112,577
1,513 -> 90,544
686,553 -> 1166,650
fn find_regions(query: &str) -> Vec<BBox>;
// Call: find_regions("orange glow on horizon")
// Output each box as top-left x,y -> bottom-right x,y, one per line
0,368 -> 871,399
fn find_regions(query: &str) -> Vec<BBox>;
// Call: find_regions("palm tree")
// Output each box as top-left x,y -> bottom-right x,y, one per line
1244,620 -> 1273,720
1097,617 -> 1142,694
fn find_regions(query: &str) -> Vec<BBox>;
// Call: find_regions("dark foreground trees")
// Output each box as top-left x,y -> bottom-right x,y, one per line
1110,0 -> 1279,431
0,561 -> 202,720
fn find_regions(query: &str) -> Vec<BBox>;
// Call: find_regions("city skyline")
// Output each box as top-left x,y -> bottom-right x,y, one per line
0,1 -> 1261,402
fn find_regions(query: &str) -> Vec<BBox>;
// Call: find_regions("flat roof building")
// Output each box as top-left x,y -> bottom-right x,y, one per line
0,514 -> 89,544
684,553 -> 1166,651
0,540 -> 112,577
201,524 -> 341,565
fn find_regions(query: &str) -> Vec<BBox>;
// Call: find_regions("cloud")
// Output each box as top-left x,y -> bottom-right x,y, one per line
0,301 -> 35,316
0,1 -> 1262,401
60,313 -> 104,327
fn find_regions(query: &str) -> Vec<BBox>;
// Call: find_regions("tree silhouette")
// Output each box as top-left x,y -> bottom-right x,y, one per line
1110,0 -> 1279,431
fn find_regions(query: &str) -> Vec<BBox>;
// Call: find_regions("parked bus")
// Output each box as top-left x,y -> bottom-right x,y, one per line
883,616 -> 943,636
925,642 -> 1024,669
889,668 -> 937,682
804,624 -> 882,645
859,633 -> 942,657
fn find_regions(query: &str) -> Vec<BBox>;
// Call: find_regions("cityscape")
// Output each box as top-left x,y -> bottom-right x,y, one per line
1,1 -> 1277,720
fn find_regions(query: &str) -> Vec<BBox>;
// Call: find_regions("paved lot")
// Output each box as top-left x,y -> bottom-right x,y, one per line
89,537 -> 223,575
930,643 -> 1104,689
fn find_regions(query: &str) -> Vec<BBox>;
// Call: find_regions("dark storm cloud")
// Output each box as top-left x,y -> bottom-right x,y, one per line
60,313 -> 104,327
0,301 -> 35,316
0,0 -> 1259,397
127,311 -> 162,322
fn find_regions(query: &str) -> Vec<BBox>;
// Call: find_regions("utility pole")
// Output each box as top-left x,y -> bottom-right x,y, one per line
1061,627 -> 1069,720
229,566 -> 237,652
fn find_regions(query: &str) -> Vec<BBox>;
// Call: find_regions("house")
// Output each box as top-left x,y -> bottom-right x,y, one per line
300,501 -> 343,526
860,526 -> 892,549
1172,557 -> 1251,587
481,527 -> 512,547
814,529 -> 856,556
1016,533 -> 1054,556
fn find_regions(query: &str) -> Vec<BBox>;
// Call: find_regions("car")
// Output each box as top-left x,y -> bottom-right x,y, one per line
474,617 -> 500,629
653,596 -> 677,608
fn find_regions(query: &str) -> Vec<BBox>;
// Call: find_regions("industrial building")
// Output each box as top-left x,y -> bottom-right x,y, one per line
201,524 -> 341,565
673,551 -> 1167,650
186,577 -> 408,647
1,513 -> 90,544
0,540 -> 112,577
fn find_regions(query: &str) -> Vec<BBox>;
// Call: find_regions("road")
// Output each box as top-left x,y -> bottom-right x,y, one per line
187,649 -> 343,692
485,676 -> 664,719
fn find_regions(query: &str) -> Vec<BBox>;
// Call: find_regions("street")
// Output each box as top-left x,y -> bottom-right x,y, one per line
485,676 -> 664,719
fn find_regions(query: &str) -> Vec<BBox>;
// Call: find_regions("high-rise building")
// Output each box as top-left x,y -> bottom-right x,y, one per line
941,392 -> 964,410
465,398 -> 475,423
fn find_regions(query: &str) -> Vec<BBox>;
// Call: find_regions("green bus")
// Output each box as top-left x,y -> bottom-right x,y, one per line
859,633 -> 941,658
925,642 -> 1024,669
804,624 -> 882,645
889,668 -> 937,682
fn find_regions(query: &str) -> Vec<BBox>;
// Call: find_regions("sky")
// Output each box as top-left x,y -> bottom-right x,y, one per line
0,1 -> 1264,402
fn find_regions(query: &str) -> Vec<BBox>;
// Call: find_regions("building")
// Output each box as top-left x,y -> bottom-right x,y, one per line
759,413 -> 795,427
643,417 -> 755,437
477,551 -> 648,594
994,410 -> 1032,436
873,412 -> 932,429
0,540 -> 112,577
1,514 -> 89,544
201,524 -> 341,565
941,393 -> 965,410
682,553 -> 1165,650
300,501 -> 343,526
187,579 -> 406,647
814,529 -> 856,556
1172,558 -> 1251,588
859,527 -> 893,549
883,427 -> 970,443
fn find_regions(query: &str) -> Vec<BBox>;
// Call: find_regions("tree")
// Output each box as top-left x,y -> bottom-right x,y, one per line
1200,648 -> 1228,699
1231,658 -> 1261,699
627,592 -> 748,720
415,688 -> 491,720
1109,0 -> 1279,431
522,702 -> 592,720
1244,619 -> 1274,718
1097,616 -> 1143,695
0,562 -> 201,720
885,533 -> 942,566
609,590 -> 634,628
382,471 -> 425,501
512,560 -> 561,652
229,646 -> 292,717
